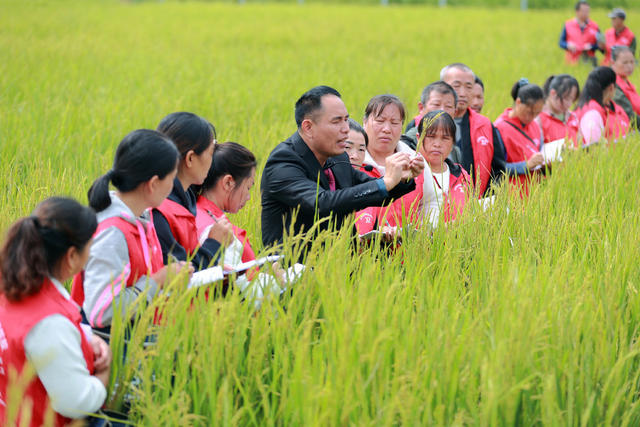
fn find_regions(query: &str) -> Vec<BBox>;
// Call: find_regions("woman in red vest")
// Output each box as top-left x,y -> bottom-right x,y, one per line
153,112 -> 234,270
611,46 -> 640,128
576,66 -> 630,146
194,142 -> 297,304
72,129 -> 190,331
391,110 -> 472,228
0,197 -> 110,426
494,79 -> 546,197
355,95 -> 415,236
537,74 -> 580,148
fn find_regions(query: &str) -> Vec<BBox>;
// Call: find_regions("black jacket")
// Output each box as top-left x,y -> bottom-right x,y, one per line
261,132 -> 415,251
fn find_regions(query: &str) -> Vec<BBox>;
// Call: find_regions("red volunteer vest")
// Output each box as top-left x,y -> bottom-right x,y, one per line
392,166 -> 472,225
603,27 -> 635,66
537,111 -> 579,148
71,216 -> 164,327
576,99 -> 630,142
195,197 -> 256,265
616,74 -> 640,116
467,108 -> 494,197
494,108 -> 544,197
0,279 -> 95,427
564,18 -> 600,64
154,199 -> 199,255
354,164 -> 396,234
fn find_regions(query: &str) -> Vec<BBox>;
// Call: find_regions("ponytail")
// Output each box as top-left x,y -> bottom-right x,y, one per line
88,129 -> 179,212
0,197 -> 96,302
511,78 -> 544,105
88,171 -> 114,213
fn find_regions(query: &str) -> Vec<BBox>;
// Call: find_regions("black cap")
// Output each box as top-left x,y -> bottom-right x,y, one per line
608,8 -> 626,19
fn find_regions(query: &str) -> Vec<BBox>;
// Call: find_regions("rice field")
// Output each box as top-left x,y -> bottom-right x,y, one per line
2,0 -> 640,425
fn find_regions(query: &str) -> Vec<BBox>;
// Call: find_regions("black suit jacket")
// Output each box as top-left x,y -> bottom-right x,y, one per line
261,132 -> 415,250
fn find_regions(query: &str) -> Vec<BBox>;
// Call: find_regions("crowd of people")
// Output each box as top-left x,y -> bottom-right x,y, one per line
1,2 -> 639,424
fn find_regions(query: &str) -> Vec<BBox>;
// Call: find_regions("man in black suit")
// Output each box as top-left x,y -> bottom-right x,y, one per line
261,85 -> 424,253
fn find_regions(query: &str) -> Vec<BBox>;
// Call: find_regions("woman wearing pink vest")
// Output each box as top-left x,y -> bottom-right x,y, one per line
494,79 -> 546,197
576,66 -> 630,146
611,46 -> 640,128
195,142 -> 300,305
72,130 -> 190,332
391,110 -> 472,229
0,197 -> 110,426
537,74 -> 580,148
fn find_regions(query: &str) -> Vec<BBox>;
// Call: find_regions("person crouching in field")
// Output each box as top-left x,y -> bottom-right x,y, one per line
393,111 -> 473,228
1,197 -> 111,427
355,95 -> 423,236
537,74 -> 581,148
559,1 -> 603,66
153,112 -> 234,270
611,46 -> 640,128
72,130 -> 192,335
494,79 -> 546,197
195,142 -> 301,306
260,85 -> 422,257
576,66 -> 630,146
345,119 -> 367,169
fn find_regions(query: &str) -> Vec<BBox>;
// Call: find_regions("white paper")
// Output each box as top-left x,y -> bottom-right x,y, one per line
188,266 -> 224,289
542,138 -> 564,163
226,255 -> 283,275
187,255 -> 284,290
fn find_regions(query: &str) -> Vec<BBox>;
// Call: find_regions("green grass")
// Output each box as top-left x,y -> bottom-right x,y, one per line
2,0 -> 640,425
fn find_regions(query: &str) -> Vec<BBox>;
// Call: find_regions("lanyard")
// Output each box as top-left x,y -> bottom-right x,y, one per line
505,121 -> 542,150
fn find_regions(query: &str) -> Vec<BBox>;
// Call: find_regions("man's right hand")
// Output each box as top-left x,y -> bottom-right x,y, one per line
382,152 -> 411,191
208,217 -> 234,246
567,42 -> 577,53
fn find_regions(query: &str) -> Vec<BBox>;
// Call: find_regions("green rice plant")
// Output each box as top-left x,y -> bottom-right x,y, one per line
2,0 -> 640,425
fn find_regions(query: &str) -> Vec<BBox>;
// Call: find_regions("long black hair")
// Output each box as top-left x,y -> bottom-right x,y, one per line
88,129 -> 179,212
0,197 -> 96,302
157,112 -> 216,159
577,66 -> 617,108
195,142 -> 257,194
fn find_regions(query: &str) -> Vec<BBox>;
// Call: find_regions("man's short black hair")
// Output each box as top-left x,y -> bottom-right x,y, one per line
475,76 -> 484,90
295,86 -> 341,128
575,1 -> 589,11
